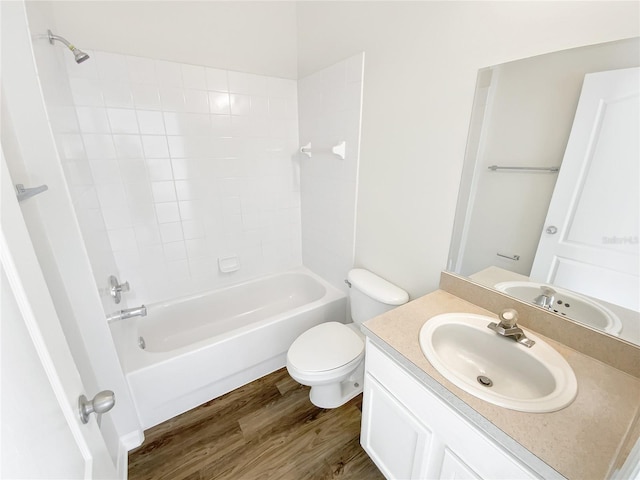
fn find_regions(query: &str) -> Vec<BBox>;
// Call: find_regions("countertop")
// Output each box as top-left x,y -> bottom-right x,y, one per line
362,289 -> 640,480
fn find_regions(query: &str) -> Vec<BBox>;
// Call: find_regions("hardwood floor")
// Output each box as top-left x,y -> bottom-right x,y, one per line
128,368 -> 384,480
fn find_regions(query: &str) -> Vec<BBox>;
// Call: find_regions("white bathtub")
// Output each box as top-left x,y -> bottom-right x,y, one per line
109,267 -> 346,429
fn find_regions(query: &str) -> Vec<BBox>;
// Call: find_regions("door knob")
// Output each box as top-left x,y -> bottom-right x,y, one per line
546,226 -> 558,234
79,390 -> 115,424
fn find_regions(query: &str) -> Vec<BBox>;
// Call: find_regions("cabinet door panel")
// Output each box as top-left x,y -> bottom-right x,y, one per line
439,448 -> 482,480
362,374 -> 432,479
364,341 -> 542,480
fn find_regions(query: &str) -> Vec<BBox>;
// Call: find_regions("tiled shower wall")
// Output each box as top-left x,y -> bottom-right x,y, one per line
51,51 -> 300,308
298,53 -> 364,293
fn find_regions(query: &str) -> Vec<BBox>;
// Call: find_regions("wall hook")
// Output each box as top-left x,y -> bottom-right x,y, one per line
16,184 -> 48,202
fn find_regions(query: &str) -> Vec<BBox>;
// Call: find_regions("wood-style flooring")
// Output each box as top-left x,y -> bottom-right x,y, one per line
128,368 -> 384,480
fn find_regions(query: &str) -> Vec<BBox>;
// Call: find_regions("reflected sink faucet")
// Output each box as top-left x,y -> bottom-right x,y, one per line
533,286 -> 557,309
487,309 -> 536,348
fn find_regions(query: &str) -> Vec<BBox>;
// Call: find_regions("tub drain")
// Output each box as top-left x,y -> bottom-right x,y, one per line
477,375 -> 493,387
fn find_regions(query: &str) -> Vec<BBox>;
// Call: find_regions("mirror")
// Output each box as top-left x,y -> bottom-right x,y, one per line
448,37 -> 640,345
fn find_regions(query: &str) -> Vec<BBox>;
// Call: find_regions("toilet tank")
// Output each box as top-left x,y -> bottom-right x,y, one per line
347,269 -> 409,324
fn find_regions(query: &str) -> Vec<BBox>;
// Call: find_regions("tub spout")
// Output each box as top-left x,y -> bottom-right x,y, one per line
107,305 -> 147,323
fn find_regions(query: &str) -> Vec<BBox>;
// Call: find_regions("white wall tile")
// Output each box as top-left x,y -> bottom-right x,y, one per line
118,159 -> 148,183
182,64 -> 207,90
102,206 -> 133,229
155,202 -> 181,223
184,89 -> 210,113
108,228 -> 137,251
156,60 -> 183,87
182,220 -> 205,240
136,110 -> 165,135
160,87 -> 186,112
97,183 -> 127,208
141,135 -> 170,158
56,134 -> 87,160
83,134 -> 117,159
230,94 -> 251,116
69,77 -> 104,106
160,222 -> 184,243
132,84 -> 161,110
126,56 -> 157,84
250,96 -> 269,117
107,108 -> 139,134
76,107 -> 110,133
113,135 -> 144,158
208,91 -> 231,114
163,241 -> 187,261
134,224 -> 161,246
101,81 -> 133,108
62,161 -> 93,186
205,68 -> 228,92
146,158 -> 174,181
175,180 -> 198,201
228,71 -> 251,94
151,181 -> 177,202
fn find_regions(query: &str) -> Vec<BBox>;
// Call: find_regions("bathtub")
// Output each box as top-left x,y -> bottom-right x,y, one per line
109,267 -> 346,429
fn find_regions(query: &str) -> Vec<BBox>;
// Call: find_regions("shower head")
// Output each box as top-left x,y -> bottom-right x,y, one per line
47,29 -> 90,64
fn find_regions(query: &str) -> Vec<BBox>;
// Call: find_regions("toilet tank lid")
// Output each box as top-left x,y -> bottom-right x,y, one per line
347,269 -> 409,306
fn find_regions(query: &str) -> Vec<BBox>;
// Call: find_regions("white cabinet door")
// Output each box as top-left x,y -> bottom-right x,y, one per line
362,374 -> 432,479
531,67 -> 639,311
363,341 -> 542,480
439,449 -> 482,480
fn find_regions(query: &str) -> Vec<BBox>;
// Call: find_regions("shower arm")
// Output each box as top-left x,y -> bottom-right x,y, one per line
48,30 -> 74,50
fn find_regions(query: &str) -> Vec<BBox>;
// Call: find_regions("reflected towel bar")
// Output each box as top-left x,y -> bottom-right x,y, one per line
488,165 -> 559,173
497,253 -> 520,261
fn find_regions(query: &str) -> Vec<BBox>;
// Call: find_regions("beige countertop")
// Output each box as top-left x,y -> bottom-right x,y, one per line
363,289 -> 640,480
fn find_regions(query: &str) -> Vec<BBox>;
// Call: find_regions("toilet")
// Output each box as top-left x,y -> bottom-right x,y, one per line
286,268 -> 409,408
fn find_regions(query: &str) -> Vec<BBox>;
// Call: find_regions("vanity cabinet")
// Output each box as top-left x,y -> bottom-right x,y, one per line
361,340 -> 542,480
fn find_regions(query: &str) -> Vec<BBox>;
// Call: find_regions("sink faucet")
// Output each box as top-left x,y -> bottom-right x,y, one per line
107,305 -> 147,323
533,286 -> 556,309
487,309 -> 536,348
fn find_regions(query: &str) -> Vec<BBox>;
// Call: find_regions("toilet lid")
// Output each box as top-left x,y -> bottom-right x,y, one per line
288,322 -> 364,372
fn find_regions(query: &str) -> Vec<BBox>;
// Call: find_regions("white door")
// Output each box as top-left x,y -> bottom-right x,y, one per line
1,153 -> 118,479
530,68 -> 639,311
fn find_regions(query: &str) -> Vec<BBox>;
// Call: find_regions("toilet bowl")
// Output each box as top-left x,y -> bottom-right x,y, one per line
286,269 -> 408,408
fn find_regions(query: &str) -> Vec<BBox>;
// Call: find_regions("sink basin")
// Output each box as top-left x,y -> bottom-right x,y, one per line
494,281 -> 622,335
419,313 -> 577,413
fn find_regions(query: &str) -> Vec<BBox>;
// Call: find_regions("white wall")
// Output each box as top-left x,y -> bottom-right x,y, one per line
45,0 -> 640,300
49,1 -> 298,79
296,1 -> 640,298
298,53 -> 364,293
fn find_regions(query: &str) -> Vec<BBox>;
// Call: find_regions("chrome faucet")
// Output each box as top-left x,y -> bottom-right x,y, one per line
533,286 -> 556,309
487,309 -> 535,348
107,305 -> 147,323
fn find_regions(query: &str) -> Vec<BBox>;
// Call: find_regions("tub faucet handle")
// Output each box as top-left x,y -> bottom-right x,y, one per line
109,275 -> 130,304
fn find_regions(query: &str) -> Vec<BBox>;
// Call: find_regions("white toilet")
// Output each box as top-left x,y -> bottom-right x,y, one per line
286,268 -> 409,408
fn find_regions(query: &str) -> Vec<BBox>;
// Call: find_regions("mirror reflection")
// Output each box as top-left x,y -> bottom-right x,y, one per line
448,37 -> 640,345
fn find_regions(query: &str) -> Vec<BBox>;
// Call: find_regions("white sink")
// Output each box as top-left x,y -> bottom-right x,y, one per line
419,313 -> 577,413
494,281 -> 622,335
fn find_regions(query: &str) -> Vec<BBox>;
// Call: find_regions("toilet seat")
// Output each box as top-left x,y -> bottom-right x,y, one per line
287,322 -> 364,373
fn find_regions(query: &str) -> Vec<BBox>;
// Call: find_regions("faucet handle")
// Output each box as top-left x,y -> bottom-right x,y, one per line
109,275 -> 130,304
499,308 -> 519,328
